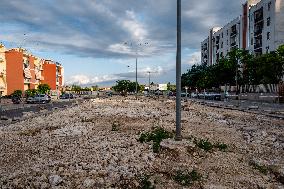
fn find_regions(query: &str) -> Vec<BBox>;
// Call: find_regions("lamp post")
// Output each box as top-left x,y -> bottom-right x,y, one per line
124,42 -> 149,100
175,0 -> 182,141
185,86 -> 189,100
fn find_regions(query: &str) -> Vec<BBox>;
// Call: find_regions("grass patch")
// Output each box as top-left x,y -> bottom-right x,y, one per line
138,175 -> 155,189
193,138 -> 228,152
173,170 -> 201,186
18,128 -> 41,136
111,121 -> 120,131
138,127 -> 173,153
249,161 -> 269,175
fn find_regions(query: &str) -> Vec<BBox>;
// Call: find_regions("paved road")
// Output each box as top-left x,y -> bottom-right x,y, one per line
0,99 -> 83,125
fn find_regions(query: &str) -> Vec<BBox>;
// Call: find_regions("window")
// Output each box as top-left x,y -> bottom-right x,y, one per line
267,17 -> 270,26
251,38 -> 253,45
268,1 -> 272,11
266,46 -> 269,53
221,32 -> 223,38
227,40 -> 228,45
267,32 -> 270,40
221,42 -> 223,48
227,30 -> 228,36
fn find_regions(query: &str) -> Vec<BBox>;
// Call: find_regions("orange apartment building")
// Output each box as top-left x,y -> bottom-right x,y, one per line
0,44 -> 64,96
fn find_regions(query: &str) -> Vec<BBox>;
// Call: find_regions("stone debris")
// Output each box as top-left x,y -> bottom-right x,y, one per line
0,96 -> 283,188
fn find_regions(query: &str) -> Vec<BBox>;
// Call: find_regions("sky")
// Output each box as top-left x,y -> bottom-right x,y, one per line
0,0 -> 246,87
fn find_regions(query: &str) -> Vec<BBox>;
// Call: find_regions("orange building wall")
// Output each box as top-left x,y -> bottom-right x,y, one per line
42,62 -> 56,90
5,50 -> 24,95
29,56 -> 36,89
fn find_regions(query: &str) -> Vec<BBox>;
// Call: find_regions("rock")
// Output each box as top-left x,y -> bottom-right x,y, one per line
48,175 -> 63,186
83,178 -> 95,188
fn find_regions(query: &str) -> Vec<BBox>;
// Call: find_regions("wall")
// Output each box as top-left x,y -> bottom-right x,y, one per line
42,62 -> 56,90
5,50 -> 24,95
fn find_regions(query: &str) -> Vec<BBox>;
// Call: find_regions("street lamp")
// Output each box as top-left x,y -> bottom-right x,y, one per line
176,0 -> 182,141
124,42 -> 149,100
185,86 -> 189,100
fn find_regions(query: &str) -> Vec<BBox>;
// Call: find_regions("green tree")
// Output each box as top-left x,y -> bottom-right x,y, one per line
112,80 -> 138,95
12,90 -> 23,97
37,84 -> 51,94
25,89 -> 37,97
91,85 -> 99,91
71,85 -> 82,92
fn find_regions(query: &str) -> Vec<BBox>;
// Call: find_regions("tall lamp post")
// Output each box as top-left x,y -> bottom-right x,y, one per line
124,42 -> 149,100
176,0 -> 182,141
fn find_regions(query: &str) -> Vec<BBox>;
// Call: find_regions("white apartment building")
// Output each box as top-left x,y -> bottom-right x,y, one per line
201,0 -> 284,65
248,0 -> 284,54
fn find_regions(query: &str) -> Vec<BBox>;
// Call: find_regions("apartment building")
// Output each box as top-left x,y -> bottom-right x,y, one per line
0,44 -> 7,96
42,60 -> 64,93
0,45 -> 64,96
248,0 -> 284,54
201,0 -> 284,65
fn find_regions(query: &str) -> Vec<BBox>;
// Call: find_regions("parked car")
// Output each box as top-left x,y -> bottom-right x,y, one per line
12,96 -> 21,104
27,94 -> 51,104
60,93 -> 74,99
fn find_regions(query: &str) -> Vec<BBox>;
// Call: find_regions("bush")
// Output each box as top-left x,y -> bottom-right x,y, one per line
12,90 -> 23,97
111,121 -> 120,131
194,138 -> 214,152
138,127 -> 173,153
138,175 -> 155,189
173,170 -> 201,186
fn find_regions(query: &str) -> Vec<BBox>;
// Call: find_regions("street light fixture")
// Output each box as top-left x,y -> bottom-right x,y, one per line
124,42 -> 149,100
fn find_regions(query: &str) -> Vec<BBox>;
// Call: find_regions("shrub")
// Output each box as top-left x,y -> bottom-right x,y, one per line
173,170 -> 201,186
138,127 -> 173,153
214,142 -> 228,151
194,138 -> 214,152
12,90 -> 23,97
138,175 -> 155,189
249,161 -> 269,175
111,121 -> 120,131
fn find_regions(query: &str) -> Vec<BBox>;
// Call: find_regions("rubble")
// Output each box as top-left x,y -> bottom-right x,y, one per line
0,96 -> 283,188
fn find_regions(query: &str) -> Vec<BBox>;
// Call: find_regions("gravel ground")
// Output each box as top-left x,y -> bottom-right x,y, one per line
0,97 -> 283,189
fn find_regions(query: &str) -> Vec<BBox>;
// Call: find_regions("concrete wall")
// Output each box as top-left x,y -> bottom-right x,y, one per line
42,62 -> 57,90
5,50 -> 24,95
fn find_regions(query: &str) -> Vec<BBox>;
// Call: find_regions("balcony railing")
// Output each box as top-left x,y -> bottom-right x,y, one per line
254,43 -> 262,49
0,57 -> 4,63
230,31 -> 237,37
24,78 -> 31,84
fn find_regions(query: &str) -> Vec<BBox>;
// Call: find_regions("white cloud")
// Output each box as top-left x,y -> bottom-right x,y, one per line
187,52 -> 201,66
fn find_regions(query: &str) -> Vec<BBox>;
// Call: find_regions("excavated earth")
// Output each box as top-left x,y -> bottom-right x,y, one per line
0,97 -> 283,189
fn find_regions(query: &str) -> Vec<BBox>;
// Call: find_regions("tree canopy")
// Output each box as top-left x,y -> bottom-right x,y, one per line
182,45 -> 284,90
112,80 -> 138,95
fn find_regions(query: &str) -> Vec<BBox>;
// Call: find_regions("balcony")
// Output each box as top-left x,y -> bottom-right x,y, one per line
40,76 -> 44,81
230,30 -> 237,37
24,78 -> 31,84
0,57 -> 4,63
24,68 -> 32,79
254,7 -> 263,23
254,43 -> 262,49
231,42 -> 237,47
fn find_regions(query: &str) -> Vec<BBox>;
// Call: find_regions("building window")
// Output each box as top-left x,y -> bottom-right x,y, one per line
221,32 -> 223,38
227,30 -> 228,36
221,42 -> 223,48
266,46 -> 269,53
251,38 -> 253,45
267,32 -> 270,40
227,40 -> 228,45
267,17 -> 270,26
268,1 -> 272,11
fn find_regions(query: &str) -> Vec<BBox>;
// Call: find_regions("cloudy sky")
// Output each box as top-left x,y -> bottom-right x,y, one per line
0,0 -> 246,86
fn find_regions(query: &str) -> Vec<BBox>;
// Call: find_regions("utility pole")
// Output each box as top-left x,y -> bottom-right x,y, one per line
147,71 -> 151,96
135,57 -> 138,100
176,0 -> 182,141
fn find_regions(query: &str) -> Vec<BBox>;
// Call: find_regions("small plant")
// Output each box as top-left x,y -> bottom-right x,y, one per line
138,175 -> 155,189
111,121 -> 120,131
138,127 -> 173,153
194,138 -> 214,152
192,138 -> 228,152
214,142 -> 228,151
173,170 -> 201,186
249,161 -> 269,175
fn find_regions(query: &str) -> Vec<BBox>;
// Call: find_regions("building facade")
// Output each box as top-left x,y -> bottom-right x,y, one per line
201,0 -> 284,65
0,45 -> 64,96
0,44 -> 7,96
248,0 -> 284,54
